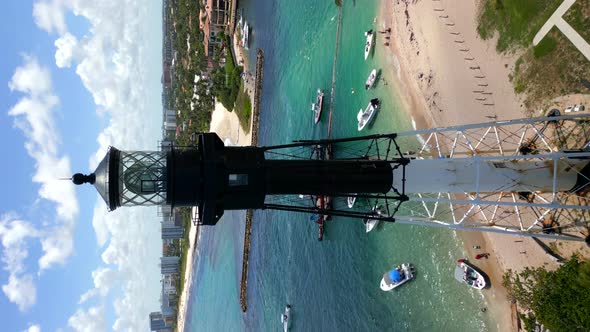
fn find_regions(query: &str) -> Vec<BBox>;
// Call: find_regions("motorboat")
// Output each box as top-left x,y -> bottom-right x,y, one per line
310,214 -> 325,241
365,69 -> 377,89
280,304 -> 291,332
237,10 -> 243,31
363,205 -> 382,233
242,21 -> 250,50
347,195 -> 357,208
311,89 -> 324,124
357,98 -> 380,131
454,259 -> 486,290
380,263 -> 415,291
364,29 -> 374,60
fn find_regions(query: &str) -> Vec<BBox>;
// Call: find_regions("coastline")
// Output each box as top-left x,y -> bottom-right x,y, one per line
377,0 -> 537,330
175,214 -> 200,332
176,33 -> 255,331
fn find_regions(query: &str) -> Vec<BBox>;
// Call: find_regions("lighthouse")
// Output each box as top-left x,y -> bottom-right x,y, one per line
74,114 -> 590,242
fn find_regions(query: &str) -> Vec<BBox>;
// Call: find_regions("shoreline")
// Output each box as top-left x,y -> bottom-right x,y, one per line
377,0 -> 529,330
175,214 -> 200,332
176,34 -> 257,329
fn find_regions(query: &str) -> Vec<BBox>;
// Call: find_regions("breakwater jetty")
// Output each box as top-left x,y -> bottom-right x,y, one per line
239,48 -> 264,313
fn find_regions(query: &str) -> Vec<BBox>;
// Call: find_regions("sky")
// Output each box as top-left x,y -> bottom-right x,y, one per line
1,0 -> 164,331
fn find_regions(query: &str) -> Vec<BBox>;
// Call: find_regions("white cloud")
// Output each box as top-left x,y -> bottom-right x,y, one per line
2,274 -> 36,312
8,56 -> 79,272
78,267 -> 119,304
24,324 -> 41,332
33,0 -> 67,34
55,33 -> 78,68
68,305 -> 106,332
0,216 -> 39,311
3,56 -> 79,311
35,0 -> 163,329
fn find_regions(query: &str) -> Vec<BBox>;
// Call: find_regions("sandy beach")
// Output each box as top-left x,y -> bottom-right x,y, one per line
176,32 -> 254,331
175,215 -> 199,332
377,0 -> 583,330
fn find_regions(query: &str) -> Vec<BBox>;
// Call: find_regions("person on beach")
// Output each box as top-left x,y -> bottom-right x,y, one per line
475,253 -> 490,259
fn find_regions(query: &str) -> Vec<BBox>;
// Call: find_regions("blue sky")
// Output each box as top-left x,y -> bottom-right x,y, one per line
1,0 -> 163,330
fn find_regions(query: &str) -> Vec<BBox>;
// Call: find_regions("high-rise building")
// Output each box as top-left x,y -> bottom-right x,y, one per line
161,221 -> 184,240
163,109 -> 176,132
149,312 -> 172,332
160,256 -> 180,275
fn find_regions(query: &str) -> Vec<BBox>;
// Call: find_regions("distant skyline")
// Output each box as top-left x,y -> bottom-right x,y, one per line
1,0 -> 164,331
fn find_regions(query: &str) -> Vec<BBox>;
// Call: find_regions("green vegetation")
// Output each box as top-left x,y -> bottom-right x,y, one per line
176,208 -> 191,297
477,0 -> 590,108
170,0 -> 215,140
477,0 -> 562,52
211,34 -> 243,111
564,0 -> 590,42
532,36 -> 556,59
234,82 -> 252,132
502,257 -> 590,331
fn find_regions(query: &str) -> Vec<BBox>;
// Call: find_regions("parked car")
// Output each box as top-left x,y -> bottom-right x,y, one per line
565,105 -> 585,113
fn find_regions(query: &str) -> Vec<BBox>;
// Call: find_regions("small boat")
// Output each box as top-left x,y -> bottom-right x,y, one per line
364,218 -> 379,233
365,69 -> 377,89
347,195 -> 357,208
242,21 -> 250,50
310,214 -> 325,241
357,98 -> 380,131
380,263 -> 415,291
280,304 -> 291,332
363,205 -> 382,233
311,89 -> 324,124
454,259 -> 486,290
237,10 -> 243,31
364,29 -> 374,60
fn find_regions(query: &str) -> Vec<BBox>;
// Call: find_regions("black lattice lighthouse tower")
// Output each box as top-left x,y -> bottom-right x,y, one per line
73,114 -> 590,243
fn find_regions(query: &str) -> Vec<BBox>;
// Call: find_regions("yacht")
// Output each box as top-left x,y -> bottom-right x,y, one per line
380,263 -> 415,291
365,69 -> 377,89
357,98 -> 380,131
242,21 -> 250,50
364,29 -> 374,60
454,259 -> 486,290
280,304 -> 291,332
311,89 -> 324,124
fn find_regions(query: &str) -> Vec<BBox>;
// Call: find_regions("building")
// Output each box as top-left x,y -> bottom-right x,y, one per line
149,312 -> 172,332
162,221 -> 184,240
162,109 -> 176,138
199,0 -> 231,57
160,256 -> 180,275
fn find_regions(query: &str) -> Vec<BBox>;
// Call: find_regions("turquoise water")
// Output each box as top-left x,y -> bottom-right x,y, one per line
186,0 -> 493,331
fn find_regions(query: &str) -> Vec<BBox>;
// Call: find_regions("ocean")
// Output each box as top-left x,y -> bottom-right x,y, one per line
185,0 -> 494,330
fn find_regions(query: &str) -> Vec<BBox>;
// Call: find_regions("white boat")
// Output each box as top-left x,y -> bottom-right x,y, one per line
364,29 -> 374,60
311,89 -> 324,124
280,304 -> 291,332
363,205 -> 382,233
357,98 -> 380,131
242,21 -> 250,50
365,69 -> 377,89
237,10 -> 243,31
364,218 -> 379,233
454,259 -> 486,290
380,263 -> 415,291
347,195 -> 356,208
